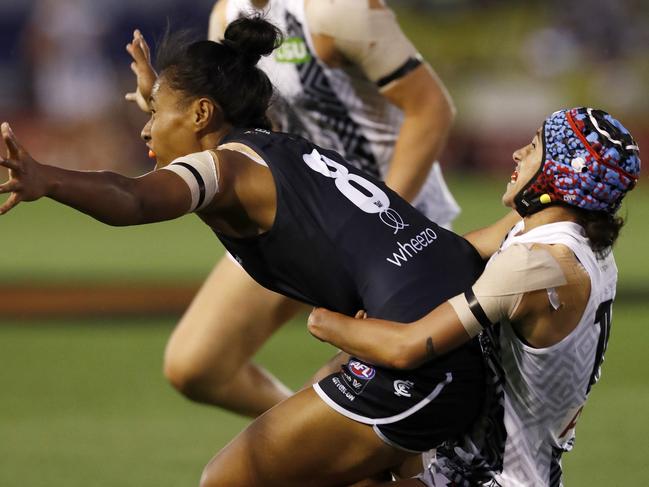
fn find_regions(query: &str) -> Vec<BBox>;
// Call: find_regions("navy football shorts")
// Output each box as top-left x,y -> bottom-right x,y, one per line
313,340 -> 485,452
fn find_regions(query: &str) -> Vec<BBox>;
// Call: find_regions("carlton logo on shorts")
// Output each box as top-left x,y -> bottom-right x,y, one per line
393,380 -> 414,397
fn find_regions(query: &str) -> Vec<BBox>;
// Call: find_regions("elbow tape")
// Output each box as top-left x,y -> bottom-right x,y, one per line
162,150 -> 219,212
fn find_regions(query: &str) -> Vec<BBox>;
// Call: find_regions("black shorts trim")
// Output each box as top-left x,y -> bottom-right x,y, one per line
314,349 -> 485,452
313,373 -> 452,426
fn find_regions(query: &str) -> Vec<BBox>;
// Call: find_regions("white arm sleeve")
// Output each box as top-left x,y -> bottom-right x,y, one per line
305,0 -> 420,85
160,150 -> 219,213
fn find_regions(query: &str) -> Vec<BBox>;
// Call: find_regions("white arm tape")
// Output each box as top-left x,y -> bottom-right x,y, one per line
305,0 -> 419,84
448,244 -> 568,336
448,293 -> 484,338
161,150 -> 219,213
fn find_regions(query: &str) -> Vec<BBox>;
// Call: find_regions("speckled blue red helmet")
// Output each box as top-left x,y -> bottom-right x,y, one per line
514,107 -> 641,216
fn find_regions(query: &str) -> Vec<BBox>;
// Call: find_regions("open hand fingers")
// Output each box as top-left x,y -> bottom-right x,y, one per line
0,155 -> 21,171
1,123 -> 25,160
125,39 -> 147,66
0,192 -> 21,215
126,30 -> 151,65
134,30 -> 150,60
0,178 -> 21,194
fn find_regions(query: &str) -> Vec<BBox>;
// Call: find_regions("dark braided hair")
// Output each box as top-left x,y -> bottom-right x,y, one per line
155,16 -> 283,130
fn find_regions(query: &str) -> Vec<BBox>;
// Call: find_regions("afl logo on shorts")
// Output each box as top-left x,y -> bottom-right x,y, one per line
348,360 -> 376,380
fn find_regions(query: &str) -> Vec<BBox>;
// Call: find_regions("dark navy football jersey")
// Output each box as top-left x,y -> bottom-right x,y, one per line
215,129 -> 484,321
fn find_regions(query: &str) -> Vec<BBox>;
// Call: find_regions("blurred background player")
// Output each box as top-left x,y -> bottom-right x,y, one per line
126,0 -> 461,417
308,107 -> 641,486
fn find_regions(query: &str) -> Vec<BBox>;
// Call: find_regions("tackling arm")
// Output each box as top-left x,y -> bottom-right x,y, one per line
308,244 -> 568,369
308,303 -> 470,370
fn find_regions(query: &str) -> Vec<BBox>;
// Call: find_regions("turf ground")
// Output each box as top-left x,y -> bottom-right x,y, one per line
1,174 -> 648,486
1,306 -> 648,487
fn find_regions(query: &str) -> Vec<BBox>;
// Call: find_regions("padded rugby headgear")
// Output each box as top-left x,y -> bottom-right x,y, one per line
514,108 -> 641,216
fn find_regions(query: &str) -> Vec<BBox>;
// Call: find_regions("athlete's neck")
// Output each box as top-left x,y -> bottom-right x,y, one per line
521,206 -> 579,234
199,125 -> 233,152
251,0 -> 269,8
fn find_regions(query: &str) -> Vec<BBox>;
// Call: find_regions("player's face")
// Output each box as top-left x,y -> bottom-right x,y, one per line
502,128 -> 543,207
140,77 -> 202,168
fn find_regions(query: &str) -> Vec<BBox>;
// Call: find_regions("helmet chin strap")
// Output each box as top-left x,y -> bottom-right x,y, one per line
513,188 -> 554,217
513,123 -> 555,217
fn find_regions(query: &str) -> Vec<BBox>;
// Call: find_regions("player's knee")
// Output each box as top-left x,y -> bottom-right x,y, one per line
163,350 -> 232,403
164,354 -> 204,400
199,464 -> 226,487
199,457 -> 258,487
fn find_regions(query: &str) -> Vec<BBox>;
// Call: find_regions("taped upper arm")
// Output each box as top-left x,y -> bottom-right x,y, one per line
476,244 -> 568,297
448,244 -> 568,336
305,0 -> 419,84
159,150 -> 220,213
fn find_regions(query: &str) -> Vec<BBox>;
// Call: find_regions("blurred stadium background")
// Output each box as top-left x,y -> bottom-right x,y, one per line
1,0 -> 647,485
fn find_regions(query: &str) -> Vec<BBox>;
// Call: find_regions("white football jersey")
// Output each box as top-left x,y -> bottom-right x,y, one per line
222,0 -> 460,227
428,221 -> 617,486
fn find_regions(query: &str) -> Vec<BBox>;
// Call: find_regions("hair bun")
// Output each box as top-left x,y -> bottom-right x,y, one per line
223,15 -> 283,66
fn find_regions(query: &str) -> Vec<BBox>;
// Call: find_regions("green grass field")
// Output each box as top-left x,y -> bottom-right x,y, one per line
1,173 -> 648,486
1,306 -> 648,487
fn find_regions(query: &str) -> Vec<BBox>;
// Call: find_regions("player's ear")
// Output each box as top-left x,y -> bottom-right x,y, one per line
193,97 -> 223,131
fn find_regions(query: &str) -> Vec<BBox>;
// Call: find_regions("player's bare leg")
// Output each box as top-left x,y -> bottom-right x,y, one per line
200,387 -> 416,487
164,256 -> 306,417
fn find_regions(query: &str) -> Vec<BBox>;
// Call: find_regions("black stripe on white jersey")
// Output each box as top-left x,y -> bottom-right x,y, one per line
376,56 -> 423,88
172,162 -> 206,209
549,446 -> 564,487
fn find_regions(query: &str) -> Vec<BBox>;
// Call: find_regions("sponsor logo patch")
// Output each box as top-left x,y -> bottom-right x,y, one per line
331,376 -> 356,402
341,360 -> 376,395
385,227 -> 438,267
275,37 -> 312,64
348,360 -> 376,380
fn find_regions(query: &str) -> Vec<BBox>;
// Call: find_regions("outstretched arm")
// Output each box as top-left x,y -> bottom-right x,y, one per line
308,303 -> 470,370
0,123 -> 191,224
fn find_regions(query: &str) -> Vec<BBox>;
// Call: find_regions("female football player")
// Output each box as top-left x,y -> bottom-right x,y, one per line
125,0 -> 460,418
1,17 -> 487,486
308,107 -> 641,486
